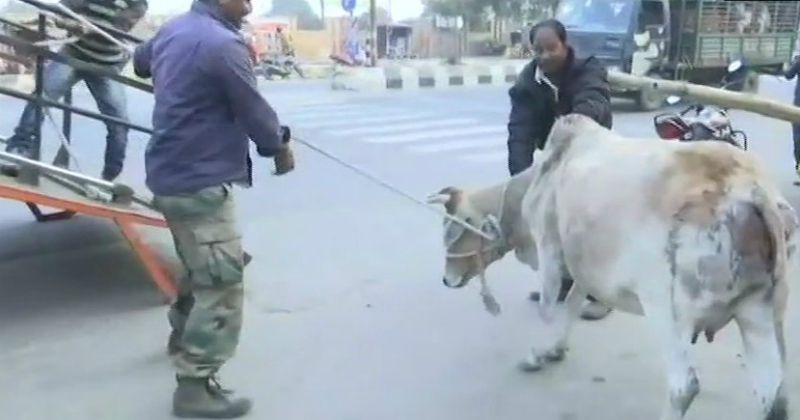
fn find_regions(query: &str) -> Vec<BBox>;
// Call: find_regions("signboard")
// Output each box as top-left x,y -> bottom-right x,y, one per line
434,15 -> 463,29
246,19 -> 291,58
342,0 -> 356,13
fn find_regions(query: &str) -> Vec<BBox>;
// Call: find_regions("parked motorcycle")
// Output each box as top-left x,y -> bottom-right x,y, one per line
258,53 -> 306,80
653,60 -> 750,150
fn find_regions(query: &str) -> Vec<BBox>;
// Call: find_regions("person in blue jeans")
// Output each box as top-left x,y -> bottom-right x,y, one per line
4,0 -> 147,182
785,54 -> 800,182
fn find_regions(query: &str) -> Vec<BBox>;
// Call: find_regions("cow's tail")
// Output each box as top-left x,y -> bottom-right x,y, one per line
750,184 -> 787,287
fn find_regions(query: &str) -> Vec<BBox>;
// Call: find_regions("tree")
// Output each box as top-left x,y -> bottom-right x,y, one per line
422,0 -> 485,18
266,0 -> 324,30
356,7 -> 391,30
423,0 -> 556,23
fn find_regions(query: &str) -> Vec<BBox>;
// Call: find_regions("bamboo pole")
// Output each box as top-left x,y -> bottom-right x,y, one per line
607,71 -> 800,123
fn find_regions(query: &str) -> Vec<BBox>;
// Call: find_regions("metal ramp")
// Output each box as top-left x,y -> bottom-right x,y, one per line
0,0 -> 177,300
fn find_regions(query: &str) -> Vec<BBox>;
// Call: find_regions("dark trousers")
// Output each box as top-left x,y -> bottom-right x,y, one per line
793,85 -> 800,168
556,277 -> 598,303
792,123 -> 800,168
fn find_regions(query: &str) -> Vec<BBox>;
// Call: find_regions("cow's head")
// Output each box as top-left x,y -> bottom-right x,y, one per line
427,187 -> 507,289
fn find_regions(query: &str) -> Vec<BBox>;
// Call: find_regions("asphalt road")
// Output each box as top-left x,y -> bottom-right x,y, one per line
2,76 -> 800,420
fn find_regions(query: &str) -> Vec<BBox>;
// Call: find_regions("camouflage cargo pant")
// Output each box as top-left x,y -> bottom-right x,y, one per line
153,184 -> 245,379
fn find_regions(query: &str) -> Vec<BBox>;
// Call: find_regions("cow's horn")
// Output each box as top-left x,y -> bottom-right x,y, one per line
427,187 -> 462,214
427,193 -> 451,205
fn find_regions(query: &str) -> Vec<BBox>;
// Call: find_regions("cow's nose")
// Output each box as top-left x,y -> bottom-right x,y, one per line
443,276 -> 465,288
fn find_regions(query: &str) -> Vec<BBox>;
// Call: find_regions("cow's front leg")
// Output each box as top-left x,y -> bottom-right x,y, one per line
519,237 -> 583,371
519,285 -> 585,372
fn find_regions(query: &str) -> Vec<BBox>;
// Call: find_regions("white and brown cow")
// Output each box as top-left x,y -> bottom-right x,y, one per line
428,114 -> 798,420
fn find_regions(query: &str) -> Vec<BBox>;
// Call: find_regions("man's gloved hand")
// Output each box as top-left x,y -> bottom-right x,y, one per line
273,146 -> 295,175
54,18 -> 86,35
273,125 -> 294,175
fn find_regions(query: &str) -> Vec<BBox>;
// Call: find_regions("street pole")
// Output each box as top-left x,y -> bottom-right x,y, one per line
456,0 -> 464,64
369,0 -> 377,66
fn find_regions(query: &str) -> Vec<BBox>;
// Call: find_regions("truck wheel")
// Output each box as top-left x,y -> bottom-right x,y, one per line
636,74 -> 666,111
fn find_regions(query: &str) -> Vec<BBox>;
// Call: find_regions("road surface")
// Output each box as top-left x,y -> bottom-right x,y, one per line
1,77 -> 800,420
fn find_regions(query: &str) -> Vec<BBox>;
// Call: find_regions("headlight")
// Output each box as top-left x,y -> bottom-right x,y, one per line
607,65 -> 621,73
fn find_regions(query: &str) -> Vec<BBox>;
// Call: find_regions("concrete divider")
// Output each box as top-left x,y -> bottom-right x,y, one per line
331,66 -> 387,91
0,74 -> 34,92
384,65 -> 420,90
446,65 -> 479,87
328,60 -> 529,91
472,64 -> 507,85
418,64 -> 449,88
505,62 -> 527,83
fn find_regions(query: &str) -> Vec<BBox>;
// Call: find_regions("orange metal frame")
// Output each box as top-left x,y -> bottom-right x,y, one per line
0,0 -> 177,304
0,183 -> 178,301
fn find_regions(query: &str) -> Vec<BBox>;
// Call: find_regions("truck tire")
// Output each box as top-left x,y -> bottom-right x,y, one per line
636,74 -> 666,111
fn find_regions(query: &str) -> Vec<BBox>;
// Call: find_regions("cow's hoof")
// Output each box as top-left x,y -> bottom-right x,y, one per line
545,347 -> 567,363
517,354 -> 546,373
580,301 -> 612,321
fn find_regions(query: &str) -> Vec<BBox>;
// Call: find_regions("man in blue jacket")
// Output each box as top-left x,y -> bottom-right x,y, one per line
133,0 -> 293,417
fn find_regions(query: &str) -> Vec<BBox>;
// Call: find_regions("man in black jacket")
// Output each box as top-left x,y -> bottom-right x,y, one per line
784,54 -> 800,183
506,19 -> 613,320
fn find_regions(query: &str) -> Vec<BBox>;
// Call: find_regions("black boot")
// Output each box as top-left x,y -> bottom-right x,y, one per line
173,376 -> 252,419
101,165 -> 122,182
528,277 -> 574,303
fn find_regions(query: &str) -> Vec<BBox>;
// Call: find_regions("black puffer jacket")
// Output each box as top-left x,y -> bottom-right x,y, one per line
506,48 -> 613,175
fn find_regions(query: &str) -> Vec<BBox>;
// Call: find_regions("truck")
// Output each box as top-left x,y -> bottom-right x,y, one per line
554,0 -> 800,110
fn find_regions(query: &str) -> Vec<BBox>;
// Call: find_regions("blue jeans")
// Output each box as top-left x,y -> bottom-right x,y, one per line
793,86 -> 800,168
6,51 -> 129,180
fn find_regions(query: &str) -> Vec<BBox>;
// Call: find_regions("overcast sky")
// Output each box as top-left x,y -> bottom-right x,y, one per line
1,0 -> 425,20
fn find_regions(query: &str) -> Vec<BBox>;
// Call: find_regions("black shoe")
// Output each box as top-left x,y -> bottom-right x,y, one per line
1,144 -> 33,177
528,291 -> 569,303
173,376 -> 252,419
529,291 -> 612,320
167,329 -> 182,356
243,252 -> 252,267
101,166 -> 121,182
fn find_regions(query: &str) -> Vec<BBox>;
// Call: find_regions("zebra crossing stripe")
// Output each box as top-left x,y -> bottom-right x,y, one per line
289,113 -> 435,129
365,126 -> 506,144
408,137 -> 504,153
458,150 -> 508,163
333,118 -> 477,136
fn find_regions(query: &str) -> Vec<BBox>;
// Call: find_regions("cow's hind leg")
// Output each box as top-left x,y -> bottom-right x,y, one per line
735,296 -> 787,420
640,292 -> 699,420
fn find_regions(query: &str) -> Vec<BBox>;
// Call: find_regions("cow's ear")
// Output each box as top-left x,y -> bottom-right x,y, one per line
427,187 -> 463,214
